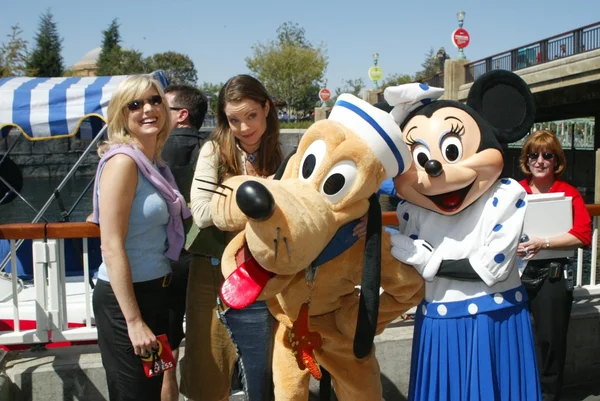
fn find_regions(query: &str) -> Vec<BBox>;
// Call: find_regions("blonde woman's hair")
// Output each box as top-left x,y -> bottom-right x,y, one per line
98,75 -> 171,164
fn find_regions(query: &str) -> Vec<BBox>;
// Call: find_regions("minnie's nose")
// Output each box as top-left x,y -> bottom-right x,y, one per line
424,159 -> 444,177
236,181 -> 275,220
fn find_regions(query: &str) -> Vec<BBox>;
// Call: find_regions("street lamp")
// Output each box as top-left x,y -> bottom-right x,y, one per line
456,10 -> 466,59
369,52 -> 383,89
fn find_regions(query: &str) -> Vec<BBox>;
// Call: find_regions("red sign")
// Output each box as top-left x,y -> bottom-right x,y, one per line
452,28 -> 470,49
319,88 -> 331,102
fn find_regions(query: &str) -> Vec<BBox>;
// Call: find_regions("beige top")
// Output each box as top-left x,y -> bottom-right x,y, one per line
190,140 -> 254,229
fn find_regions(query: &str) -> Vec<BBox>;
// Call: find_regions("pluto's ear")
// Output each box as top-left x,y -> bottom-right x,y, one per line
273,149 -> 297,180
467,70 -> 536,144
353,194 -> 382,359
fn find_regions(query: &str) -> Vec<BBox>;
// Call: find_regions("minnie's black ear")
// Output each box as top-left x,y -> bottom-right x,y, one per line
273,148 -> 297,180
467,70 -> 535,143
373,101 -> 394,113
353,194 -> 381,359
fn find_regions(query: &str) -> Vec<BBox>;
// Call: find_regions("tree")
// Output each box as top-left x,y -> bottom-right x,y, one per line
0,24 -> 31,77
96,19 -> 122,76
199,82 -> 223,115
334,78 -> 365,98
414,47 -> 449,81
27,10 -> 64,77
246,22 -> 327,117
380,73 -> 413,90
146,52 -> 197,85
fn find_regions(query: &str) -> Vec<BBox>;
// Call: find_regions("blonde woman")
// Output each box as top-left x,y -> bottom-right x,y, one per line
91,75 -> 190,401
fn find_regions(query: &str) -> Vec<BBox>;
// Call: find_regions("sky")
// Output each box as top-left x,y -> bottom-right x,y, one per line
2,0 -> 599,94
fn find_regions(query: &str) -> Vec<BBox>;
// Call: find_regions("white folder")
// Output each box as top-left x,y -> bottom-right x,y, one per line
522,193 -> 573,260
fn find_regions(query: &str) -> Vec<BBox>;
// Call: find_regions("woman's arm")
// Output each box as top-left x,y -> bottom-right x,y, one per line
190,141 -> 220,228
99,154 -> 157,357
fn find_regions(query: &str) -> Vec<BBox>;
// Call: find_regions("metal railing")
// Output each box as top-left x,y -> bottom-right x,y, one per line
465,21 -> 600,83
1,207 -> 600,347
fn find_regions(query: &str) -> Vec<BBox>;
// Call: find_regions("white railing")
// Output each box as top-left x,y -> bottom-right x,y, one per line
1,213 -> 600,348
0,223 -> 99,346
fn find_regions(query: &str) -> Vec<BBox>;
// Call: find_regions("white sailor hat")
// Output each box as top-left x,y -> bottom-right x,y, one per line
384,83 -> 444,126
328,94 -> 411,179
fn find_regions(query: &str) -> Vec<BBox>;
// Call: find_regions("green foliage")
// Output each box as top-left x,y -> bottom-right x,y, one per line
0,24 -> 31,77
26,10 -> 64,77
199,82 -> 223,115
280,120 -> 313,129
414,47 -> 448,81
146,52 -> 197,85
96,19 -> 122,76
246,22 -> 327,117
333,78 -> 365,101
380,73 -> 413,90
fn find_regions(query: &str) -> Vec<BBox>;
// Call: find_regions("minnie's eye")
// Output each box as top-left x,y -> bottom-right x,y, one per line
440,136 -> 462,163
299,139 -> 327,181
412,144 -> 430,170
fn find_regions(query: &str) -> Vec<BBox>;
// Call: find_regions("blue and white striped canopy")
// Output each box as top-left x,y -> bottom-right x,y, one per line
0,70 -> 168,141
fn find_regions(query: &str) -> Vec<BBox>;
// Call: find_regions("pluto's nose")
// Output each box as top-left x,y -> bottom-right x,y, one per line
236,181 -> 275,221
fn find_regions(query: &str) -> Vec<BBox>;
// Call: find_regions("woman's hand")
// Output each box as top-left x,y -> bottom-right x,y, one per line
127,318 -> 158,357
353,214 -> 368,237
518,236 -> 545,260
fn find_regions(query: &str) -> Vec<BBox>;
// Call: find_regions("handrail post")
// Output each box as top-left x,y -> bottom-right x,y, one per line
32,240 -> 50,340
10,240 -> 20,332
45,239 -> 62,336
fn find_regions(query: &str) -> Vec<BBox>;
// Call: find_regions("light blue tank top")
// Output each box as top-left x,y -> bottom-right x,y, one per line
97,168 -> 170,283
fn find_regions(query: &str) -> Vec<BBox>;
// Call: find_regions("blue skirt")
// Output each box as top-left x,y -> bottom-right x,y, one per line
409,286 -> 541,401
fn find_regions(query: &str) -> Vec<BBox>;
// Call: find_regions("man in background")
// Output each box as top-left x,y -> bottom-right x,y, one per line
161,84 -> 208,401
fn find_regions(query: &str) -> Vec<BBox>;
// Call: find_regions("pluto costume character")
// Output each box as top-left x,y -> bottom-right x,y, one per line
207,94 -> 424,400
384,71 -> 542,400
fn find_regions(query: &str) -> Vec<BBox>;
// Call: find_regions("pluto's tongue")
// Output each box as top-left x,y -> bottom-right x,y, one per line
220,244 -> 275,309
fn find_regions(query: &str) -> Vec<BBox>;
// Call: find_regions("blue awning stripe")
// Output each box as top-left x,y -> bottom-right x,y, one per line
84,76 -> 111,116
12,78 -> 50,136
48,77 -> 82,136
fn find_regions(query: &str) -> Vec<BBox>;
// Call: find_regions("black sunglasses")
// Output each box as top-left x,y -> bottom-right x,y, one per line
126,95 -> 163,111
528,152 -> 554,160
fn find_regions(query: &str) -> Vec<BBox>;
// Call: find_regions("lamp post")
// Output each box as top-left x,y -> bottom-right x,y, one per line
456,10 -> 466,59
368,52 -> 383,89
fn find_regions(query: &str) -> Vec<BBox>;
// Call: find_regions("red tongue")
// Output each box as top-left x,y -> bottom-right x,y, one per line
220,244 -> 275,309
441,191 -> 461,207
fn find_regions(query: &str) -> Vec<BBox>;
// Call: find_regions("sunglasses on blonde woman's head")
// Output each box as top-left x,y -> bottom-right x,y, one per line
528,152 -> 554,161
126,95 -> 163,112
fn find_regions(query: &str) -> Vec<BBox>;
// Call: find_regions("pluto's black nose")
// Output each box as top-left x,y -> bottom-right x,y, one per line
236,181 -> 275,221
424,159 -> 444,177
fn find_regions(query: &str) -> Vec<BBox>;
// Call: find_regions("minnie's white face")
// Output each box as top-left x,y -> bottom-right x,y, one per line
394,107 -> 503,215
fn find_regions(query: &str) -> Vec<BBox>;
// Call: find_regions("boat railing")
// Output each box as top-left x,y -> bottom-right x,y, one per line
0,222 -> 99,346
1,206 -> 600,348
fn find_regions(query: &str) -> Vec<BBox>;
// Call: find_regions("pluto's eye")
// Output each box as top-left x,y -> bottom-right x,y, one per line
320,161 -> 357,204
299,140 -> 326,181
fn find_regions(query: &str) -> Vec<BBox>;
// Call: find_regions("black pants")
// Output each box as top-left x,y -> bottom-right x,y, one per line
93,278 -> 170,401
167,252 -> 191,349
523,260 -> 573,401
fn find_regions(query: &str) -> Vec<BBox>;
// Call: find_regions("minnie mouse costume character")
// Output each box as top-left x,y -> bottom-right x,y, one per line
385,70 -> 542,401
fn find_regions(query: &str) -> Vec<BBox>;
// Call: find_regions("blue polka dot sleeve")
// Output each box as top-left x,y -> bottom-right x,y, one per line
468,178 -> 528,287
396,200 -> 419,239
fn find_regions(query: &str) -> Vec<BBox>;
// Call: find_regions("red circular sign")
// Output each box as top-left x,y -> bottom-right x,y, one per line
452,28 -> 470,49
319,88 -> 331,102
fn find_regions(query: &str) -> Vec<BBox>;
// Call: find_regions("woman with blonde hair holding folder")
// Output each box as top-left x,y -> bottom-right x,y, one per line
517,129 -> 591,401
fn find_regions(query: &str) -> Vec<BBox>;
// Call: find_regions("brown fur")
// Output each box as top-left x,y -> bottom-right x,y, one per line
211,119 -> 424,400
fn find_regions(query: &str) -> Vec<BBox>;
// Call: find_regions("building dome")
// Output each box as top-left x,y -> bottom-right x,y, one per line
72,47 -> 101,77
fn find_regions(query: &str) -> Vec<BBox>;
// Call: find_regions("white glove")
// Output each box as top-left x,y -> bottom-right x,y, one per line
390,234 -> 434,275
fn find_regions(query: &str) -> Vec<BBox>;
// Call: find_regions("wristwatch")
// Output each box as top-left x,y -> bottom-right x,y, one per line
545,237 -> 550,249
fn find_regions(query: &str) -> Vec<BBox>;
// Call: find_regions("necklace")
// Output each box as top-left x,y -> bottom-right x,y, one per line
246,151 -> 257,163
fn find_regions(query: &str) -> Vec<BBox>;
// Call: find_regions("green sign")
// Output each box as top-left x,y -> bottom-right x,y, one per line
368,66 -> 383,81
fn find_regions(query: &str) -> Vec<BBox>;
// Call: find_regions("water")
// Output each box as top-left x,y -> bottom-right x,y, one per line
0,176 -> 94,224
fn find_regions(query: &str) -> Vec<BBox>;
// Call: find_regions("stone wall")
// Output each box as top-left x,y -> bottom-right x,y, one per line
0,129 -> 308,179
